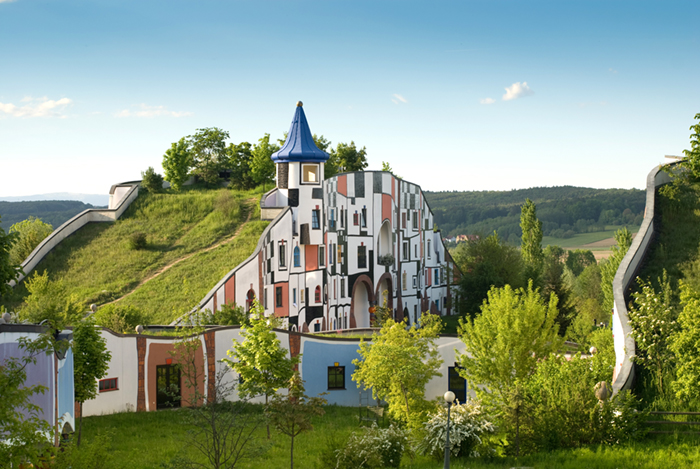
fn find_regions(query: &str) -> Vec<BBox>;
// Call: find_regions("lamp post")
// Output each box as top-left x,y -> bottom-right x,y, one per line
443,390 -> 455,469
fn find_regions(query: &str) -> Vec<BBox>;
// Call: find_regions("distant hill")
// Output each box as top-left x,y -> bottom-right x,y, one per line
425,186 -> 646,243
0,200 -> 96,230
0,192 -> 109,206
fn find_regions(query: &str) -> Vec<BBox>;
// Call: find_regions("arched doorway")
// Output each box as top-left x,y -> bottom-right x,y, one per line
377,220 -> 392,259
375,272 -> 394,311
350,275 -> 374,329
246,289 -> 255,313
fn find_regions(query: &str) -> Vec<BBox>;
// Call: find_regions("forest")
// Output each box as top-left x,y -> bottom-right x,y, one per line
0,200 -> 96,230
425,186 -> 645,243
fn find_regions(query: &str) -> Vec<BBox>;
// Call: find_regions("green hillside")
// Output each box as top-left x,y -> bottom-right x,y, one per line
426,186 -> 645,243
3,187 -> 268,324
0,200 -> 97,230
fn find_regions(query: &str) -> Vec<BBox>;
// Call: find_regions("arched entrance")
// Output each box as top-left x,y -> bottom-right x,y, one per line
246,289 -> 255,313
350,275 -> 374,329
375,272 -> 394,311
377,220 -> 392,259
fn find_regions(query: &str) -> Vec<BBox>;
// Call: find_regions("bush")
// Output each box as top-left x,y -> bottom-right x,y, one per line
141,167 -> 164,193
202,303 -> 248,326
418,399 -> 495,460
93,304 -> 146,334
335,424 -> 408,468
128,232 -> 147,250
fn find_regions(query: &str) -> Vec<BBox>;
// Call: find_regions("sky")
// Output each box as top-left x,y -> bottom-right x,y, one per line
1,0 -> 699,198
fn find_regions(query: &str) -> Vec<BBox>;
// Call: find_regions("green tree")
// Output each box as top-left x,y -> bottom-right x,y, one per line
520,198 -> 543,280
223,300 -> 299,438
189,127 -> 230,186
629,271 -> 678,395
325,141 -> 368,179
73,317 -> 111,445
0,334 -> 55,467
677,113 -> 700,181
565,249 -> 597,277
18,271 -> 84,328
452,232 -> 524,316
162,137 -> 193,191
8,216 -> 53,267
670,282 -> 700,401
456,281 -> 562,410
250,133 -> 280,191
381,161 -> 402,179
600,227 -> 633,313
266,372 -> 326,469
0,214 -> 21,299
541,245 -> 575,334
228,141 -> 256,190
352,313 -> 443,430
140,166 -> 164,193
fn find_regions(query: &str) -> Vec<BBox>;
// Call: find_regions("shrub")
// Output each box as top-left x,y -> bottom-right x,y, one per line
141,167 -> 164,193
202,303 -> 248,326
93,304 -> 146,334
417,399 -> 495,460
335,424 -> 408,469
128,232 -> 147,250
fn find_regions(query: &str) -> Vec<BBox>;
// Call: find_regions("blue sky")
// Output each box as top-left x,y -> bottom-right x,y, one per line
1,0 -> 698,197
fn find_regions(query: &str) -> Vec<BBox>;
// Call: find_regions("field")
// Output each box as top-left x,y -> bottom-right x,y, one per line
79,405 -> 700,469
542,225 -> 637,260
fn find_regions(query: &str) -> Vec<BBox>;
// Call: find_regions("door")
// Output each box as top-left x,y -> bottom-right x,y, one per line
156,365 -> 181,409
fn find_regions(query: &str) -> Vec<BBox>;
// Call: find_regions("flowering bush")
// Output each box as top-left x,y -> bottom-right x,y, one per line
417,399 -> 495,460
335,424 -> 407,468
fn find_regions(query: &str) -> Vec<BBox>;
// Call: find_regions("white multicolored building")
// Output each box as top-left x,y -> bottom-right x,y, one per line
194,102 -> 456,332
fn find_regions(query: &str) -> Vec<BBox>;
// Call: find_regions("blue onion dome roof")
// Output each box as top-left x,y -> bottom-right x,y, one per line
271,102 -> 329,163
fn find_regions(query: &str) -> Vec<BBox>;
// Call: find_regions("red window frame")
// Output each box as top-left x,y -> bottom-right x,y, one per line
99,377 -> 118,392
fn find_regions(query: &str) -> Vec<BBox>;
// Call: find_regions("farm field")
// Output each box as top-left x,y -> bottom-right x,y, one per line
542,225 -> 637,260
79,405 -> 700,469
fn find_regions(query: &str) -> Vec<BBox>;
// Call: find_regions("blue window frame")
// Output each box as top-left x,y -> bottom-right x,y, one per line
312,209 -> 320,229
293,246 -> 301,267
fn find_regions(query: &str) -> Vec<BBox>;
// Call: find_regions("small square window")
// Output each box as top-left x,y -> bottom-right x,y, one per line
302,164 -> 319,184
328,366 -> 345,390
99,378 -> 118,392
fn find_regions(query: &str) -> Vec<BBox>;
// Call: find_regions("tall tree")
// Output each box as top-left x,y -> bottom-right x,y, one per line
0,215 -> 21,300
541,245 -> 575,334
8,216 -> 53,267
223,300 -> 299,438
671,281 -> 700,401
600,227 -> 633,313
680,113 -> 700,180
18,271 -> 83,327
266,372 -> 326,469
520,198 -> 543,279
352,314 -> 442,430
325,141 -> 368,178
162,137 -> 192,191
456,281 -> 562,410
453,232 -> 524,316
188,127 -> 230,186
72,317 -> 111,445
250,133 -> 280,191
565,249 -> 597,277
228,141 -> 256,190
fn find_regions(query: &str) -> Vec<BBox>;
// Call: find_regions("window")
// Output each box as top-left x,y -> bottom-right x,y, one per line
276,286 -> 283,308
312,209 -> 320,229
302,163 -> 319,183
413,212 -> 418,230
334,279 -> 337,299
319,245 -> 325,267
415,244 -> 417,258
341,278 -> 345,298
441,267 -> 445,284
412,276 -> 417,288
427,240 -> 431,259
315,285 -> 322,303
402,272 -> 407,291
448,366 -> 467,404
99,378 -> 118,392
331,243 -> 336,264
293,288 -> 297,306
279,242 -> 286,269
358,245 -> 367,269
264,288 -> 268,309
361,207 -> 367,227
403,241 -> 409,261
436,299 -> 440,311
434,268 -> 439,285
330,209 -> 335,229
340,208 -> 345,228
328,365 -> 345,390
293,246 -> 300,267
353,211 -> 359,226
338,244 -> 343,264
402,212 -> 406,229
300,289 -> 305,304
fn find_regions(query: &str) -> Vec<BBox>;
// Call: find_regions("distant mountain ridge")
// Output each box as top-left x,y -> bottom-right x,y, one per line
0,200 -> 97,230
425,186 -> 646,242
0,192 -> 109,207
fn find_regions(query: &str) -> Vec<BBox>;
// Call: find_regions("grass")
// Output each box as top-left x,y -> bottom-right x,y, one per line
542,225 -> 638,250
80,406 -> 700,469
4,186 -> 267,324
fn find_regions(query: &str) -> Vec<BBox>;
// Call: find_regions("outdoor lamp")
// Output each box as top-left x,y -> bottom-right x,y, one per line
443,390 -> 456,469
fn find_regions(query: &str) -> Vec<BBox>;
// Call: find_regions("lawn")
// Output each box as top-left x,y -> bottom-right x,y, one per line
78,405 -> 700,469
542,225 -> 638,250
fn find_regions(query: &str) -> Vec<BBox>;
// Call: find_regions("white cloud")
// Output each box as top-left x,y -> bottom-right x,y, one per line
480,98 -> 495,105
0,0 -> 17,4
609,68 -> 618,74
391,94 -> 408,104
115,103 -> 192,118
502,82 -> 534,101
0,97 -> 72,118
